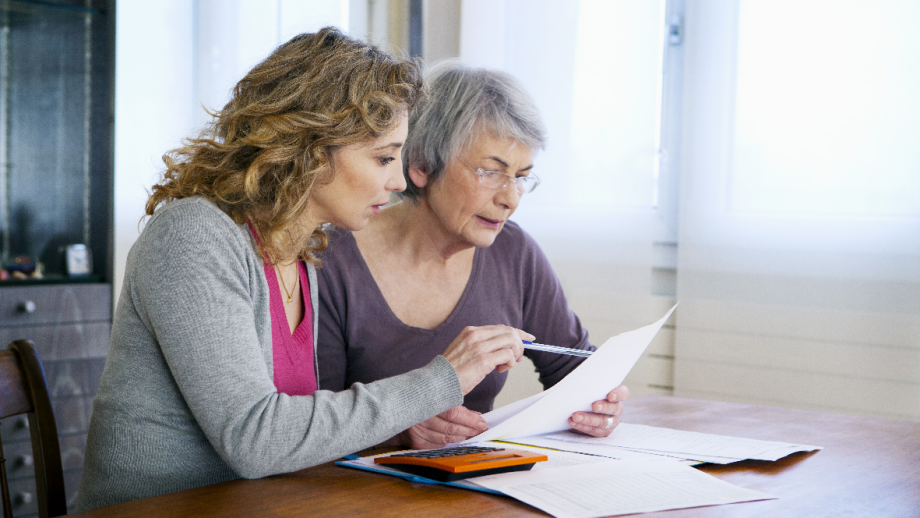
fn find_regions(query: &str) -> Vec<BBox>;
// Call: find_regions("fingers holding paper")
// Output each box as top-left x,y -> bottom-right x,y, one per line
397,406 -> 487,449
568,385 -> 631,437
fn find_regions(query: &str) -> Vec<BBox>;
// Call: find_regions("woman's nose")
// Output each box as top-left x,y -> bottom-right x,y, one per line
388,164 -> 408,193
495,180 -> 522,209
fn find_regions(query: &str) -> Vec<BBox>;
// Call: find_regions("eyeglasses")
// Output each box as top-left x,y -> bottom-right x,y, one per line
464,163 -> 541,194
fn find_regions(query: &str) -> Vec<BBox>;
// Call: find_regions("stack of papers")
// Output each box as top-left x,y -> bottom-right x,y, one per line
338,442 -> 778,518
509,424 -> 821,464
472,458 -> 775,518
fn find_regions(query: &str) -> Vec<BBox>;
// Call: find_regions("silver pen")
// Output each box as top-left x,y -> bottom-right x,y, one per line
522,341 -> 592,358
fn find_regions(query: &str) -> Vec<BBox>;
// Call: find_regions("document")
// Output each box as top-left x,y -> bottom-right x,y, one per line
534,424 -> 821,462
462,305 -> 678,443
504,434 -> 732,464
472,459 -> 776,518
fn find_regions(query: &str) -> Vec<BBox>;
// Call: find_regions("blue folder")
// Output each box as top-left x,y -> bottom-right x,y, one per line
335,454 -> 505,496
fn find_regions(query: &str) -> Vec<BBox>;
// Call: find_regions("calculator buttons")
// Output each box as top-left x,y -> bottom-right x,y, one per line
374,446 -> 548,482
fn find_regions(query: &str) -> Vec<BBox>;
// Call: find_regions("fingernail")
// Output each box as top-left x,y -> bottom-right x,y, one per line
478,421 -> 487,430
573,414 -> 583,424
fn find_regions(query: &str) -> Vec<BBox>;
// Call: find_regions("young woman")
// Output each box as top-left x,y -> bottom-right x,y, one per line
76,30 -> 525,511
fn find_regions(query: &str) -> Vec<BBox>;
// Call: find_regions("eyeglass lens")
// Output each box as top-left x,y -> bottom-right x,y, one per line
478,170 -> 539,193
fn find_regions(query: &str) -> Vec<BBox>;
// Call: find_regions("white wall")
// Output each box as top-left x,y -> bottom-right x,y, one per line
114,1 -> 197,303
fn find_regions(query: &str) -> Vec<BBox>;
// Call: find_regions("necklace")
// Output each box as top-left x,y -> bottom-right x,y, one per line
276,264 -> 298,303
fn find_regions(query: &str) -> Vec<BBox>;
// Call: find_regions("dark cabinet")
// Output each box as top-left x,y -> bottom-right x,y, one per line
0,1 -> 115,516
1,0 -> 114,282
1,284 -> 111,515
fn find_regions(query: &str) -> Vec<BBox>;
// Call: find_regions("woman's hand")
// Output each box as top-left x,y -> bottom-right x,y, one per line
567,385 -> 630,437
394,406 -> 487,449
442,325 -> 530,395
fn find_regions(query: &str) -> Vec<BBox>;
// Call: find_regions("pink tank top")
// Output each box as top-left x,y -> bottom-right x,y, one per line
248,222 -> 317,396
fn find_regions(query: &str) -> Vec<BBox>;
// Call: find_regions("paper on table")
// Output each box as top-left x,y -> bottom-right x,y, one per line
505,435 -> 739,464
472,459 -> 776,518
470,442 -> 611,471
463,305 -> 678,443
540,424 -> 822,462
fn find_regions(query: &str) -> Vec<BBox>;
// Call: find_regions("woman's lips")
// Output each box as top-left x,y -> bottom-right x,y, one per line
476,215 -> 503,229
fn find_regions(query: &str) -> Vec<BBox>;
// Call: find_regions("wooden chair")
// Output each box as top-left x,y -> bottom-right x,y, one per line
0,340 -> 66,518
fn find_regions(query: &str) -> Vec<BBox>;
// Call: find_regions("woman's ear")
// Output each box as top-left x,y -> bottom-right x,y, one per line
408,165 -> 429,189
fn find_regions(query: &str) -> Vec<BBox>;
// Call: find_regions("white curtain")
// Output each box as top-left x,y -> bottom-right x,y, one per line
676,0 -> 920,420
460,0 -> 665,330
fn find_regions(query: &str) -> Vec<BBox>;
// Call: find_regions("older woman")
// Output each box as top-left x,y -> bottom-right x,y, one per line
76,32 -> 525,511
317,63 -> 628,449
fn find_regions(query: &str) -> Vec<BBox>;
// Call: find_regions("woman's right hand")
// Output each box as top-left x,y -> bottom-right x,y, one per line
442,325 -> 530,395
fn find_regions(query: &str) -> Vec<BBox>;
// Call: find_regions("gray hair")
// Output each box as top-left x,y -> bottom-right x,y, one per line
400,61 -> 547,200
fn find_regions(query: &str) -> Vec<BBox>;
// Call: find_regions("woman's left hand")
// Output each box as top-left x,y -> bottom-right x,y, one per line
567,385 -> 630,437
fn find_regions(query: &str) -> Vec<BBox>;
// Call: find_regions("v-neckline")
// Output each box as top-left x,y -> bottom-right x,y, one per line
346,231 -> 481,334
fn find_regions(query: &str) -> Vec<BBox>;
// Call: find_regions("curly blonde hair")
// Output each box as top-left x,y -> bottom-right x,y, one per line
146,27 -> 423,265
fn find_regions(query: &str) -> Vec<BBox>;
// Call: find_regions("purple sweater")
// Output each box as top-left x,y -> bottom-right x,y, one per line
316,221 -> 595,413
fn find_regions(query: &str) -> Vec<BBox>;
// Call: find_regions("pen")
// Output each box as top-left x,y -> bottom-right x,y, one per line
522,341 -> 592,358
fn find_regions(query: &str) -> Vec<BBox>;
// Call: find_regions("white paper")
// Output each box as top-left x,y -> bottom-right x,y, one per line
540,424 -> 821,462
473,459 -> 776,518
471,442 -> 611,471
483,391 -> 545,429
464,305 -> 678,443
503,435 -> 737,464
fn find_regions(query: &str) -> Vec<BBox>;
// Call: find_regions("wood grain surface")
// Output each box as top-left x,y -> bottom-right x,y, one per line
67,395 -> 920,518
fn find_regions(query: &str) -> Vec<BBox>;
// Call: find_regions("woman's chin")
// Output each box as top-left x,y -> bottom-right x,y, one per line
344,218 -> 371,232
466,229 -> 502,248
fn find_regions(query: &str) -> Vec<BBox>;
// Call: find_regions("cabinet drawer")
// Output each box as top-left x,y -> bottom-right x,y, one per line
0,323 -> 110,361
7,476 -> 37,517
52,396 -> 96,436
0,284 -> 111,326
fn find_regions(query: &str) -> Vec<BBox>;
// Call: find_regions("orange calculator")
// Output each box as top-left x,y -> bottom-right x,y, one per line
374,446 -> 548,482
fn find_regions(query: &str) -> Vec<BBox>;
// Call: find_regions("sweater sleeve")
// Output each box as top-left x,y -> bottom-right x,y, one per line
513,226 -> 596,390
131,201 -> 463,478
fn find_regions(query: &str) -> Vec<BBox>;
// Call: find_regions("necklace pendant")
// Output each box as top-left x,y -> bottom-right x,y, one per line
286,296 -> 292,303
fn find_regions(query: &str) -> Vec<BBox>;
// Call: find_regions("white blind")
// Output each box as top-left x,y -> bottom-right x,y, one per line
460,0 -> 663,262
676,0 -> 920,420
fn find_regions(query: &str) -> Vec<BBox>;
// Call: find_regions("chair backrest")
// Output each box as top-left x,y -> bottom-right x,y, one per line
0,340 -> 66,518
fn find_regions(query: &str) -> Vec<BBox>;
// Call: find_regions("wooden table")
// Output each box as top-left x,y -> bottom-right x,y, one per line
68,395 -> 920,517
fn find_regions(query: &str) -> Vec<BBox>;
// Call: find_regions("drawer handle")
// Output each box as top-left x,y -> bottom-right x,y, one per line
17,300 -> 36,313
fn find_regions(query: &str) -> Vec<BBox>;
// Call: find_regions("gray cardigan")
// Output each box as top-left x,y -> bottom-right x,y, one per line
76,197 -> 463,511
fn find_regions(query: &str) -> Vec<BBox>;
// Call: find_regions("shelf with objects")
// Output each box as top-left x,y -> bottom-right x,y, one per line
0,1 -> 114,516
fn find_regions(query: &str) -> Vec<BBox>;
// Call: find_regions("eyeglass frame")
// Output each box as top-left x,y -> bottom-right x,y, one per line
462,161 -> 541,194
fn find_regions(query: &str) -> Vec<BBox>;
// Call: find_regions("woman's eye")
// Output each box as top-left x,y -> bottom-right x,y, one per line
378,156 -> 396,166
